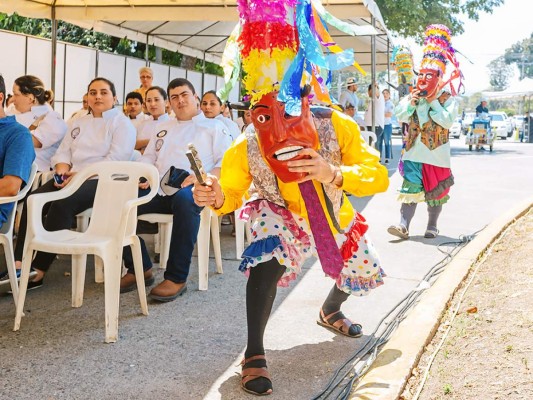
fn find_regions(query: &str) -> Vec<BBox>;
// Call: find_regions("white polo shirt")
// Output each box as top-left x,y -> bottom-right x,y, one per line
52,107 -> 136,172
15,103 -> 67,171
129,112 -> 148,129
141,111 -> 232,196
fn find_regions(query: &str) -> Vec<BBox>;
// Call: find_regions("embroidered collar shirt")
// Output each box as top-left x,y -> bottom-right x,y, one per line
52,107 -> 135,172
15,103 -> 67,171
141,111 -> 232,196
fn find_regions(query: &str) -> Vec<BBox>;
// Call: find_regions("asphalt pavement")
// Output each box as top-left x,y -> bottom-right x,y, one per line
1,136 -> 532,400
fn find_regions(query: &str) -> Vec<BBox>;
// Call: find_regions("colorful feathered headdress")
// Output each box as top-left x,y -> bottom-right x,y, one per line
420,24 -> 463,95
218,0 -> 372,115
391,45 -> 414,85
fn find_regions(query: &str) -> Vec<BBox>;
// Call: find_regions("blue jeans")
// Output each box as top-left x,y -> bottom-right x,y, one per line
123,186 -> 203,283
383,124 -> 392,159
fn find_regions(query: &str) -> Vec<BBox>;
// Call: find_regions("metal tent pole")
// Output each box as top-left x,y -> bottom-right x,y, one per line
51,2 -> 57,108
371,16 -> 376,133
145,34 -> 149,65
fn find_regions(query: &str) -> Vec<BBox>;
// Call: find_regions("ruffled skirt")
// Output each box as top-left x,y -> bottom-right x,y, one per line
238,200 -> 385,296
398,160 -> 454,206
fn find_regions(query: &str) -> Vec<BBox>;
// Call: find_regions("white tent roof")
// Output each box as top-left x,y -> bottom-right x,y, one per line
0,0 -> 392,69
483,78 -> 533,99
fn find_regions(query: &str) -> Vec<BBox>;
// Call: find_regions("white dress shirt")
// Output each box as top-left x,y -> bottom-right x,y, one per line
339,90 -> 359,111
364,92 -> 385,129
52,107 -> 136,172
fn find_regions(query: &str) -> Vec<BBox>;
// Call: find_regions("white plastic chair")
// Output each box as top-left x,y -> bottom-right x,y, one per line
74,208 -> 105,283
138,207 -> 223,291
14,161 -> 159,343
0,162 -> 38,306
234,206 -> 251,260
14,170 -> 54,234
361,129 -> 377,148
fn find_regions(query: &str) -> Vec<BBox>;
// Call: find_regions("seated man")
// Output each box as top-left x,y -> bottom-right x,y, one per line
124,91 -> 146,128
475,98 -> 489,117
0,75 -> 35,281
120,78 -> 232,301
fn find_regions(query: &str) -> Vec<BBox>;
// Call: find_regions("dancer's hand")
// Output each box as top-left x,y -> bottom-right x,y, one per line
192,174 -> 224,208
409,89 -> 421,107
287,148 -> 338,184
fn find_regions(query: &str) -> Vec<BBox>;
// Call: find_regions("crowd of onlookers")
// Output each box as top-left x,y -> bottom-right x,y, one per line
338,77 -> 394,164
0,68 -> 395,301
0,67 -> 247,302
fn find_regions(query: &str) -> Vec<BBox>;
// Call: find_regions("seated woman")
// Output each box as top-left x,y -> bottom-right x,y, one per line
200,90 -> 240,141
13,77 -> 136,288
237,109 -> 253,133
135,86 -> 171,154
10,75 -> 67,172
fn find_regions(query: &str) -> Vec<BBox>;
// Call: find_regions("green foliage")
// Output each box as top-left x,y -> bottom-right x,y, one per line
499,107 -> 515,116
0,12 -> 222,76
503,33 -> 533,79
488,56 -> 513,90
162,49 -> 183,68
0,13 -> 113,51
375,0 -> 503,41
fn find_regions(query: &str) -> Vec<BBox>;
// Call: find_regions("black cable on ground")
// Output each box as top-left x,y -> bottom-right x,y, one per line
311,227 -> 484,400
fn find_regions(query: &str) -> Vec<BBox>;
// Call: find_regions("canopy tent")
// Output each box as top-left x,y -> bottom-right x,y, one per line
483,78 -> 533,99
0,0 -> 392,69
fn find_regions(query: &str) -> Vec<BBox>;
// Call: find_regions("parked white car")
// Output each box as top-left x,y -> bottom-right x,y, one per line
512,115 -> 525,134
489,112 -> 513,139
450,117 -> 462,138
461,112 -> 476,134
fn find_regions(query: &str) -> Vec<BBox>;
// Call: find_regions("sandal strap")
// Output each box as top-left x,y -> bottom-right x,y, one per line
320,308 -> 362,336
240,354 -> 266,366
241,367 -> 271,385
332,318 -> 354,334
320,308 -> 342,324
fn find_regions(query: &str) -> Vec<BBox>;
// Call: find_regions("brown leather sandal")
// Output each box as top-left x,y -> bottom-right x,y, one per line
240,354 -> 273,396
317,308 -> 363,338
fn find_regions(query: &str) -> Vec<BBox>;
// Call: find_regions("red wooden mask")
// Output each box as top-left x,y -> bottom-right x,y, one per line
252,91 -> 319,183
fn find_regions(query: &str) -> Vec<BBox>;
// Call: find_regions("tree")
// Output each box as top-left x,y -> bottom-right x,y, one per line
0,13 -> 113,51
503,34 -> 533,80
375,0 -> 504,41
487,56 -> 513,91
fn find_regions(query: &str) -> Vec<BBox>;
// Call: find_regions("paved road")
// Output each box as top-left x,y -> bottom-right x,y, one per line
1,138 -> 532,400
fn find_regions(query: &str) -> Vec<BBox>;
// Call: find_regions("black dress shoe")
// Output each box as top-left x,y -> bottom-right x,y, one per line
7,277 -> 43,294
27,278 -> 44,290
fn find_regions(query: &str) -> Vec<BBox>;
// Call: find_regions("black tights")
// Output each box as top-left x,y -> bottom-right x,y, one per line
245,260 -> 351,358
245,259 -> 285,359
244,260 -> 352,394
